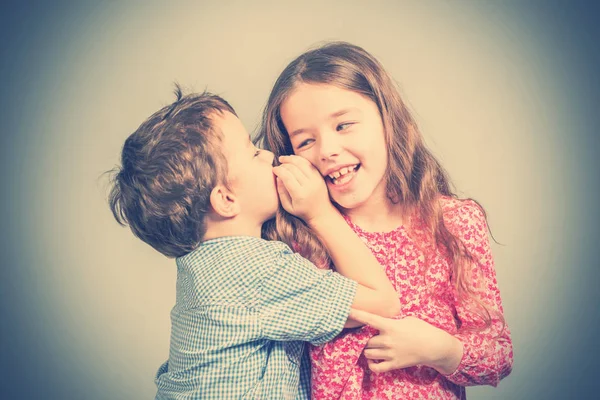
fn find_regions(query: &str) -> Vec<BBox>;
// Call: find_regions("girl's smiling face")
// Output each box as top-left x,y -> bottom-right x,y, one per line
280,83 -> 389,213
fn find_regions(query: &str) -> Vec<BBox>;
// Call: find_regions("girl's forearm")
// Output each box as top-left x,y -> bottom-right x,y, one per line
426,333 -> 464,375
308,210 -> 400,314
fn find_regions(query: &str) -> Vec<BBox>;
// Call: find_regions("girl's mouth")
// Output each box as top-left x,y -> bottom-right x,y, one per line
327,164 -> 360,186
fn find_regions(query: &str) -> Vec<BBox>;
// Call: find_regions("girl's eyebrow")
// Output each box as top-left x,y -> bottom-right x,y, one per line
290,108 -> 361,138
329,108 -> 359,119
289,128 -> 307,138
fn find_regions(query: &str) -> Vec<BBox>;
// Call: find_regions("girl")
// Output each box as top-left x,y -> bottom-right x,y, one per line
256,42 -> 513,399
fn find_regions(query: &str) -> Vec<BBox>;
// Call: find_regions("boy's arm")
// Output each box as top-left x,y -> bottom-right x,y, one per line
274,156 -> 400,323
259,246 -> 358,345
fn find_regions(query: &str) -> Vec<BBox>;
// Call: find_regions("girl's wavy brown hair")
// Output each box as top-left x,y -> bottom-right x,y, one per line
254,41 -> 503,334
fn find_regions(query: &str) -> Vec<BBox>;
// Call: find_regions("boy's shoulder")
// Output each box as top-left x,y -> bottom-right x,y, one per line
177,236 -> 295,276
183,235 -> 290,253
172,237 -> 313,308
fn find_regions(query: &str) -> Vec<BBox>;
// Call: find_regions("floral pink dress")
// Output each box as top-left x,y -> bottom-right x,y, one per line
310,198 -> 513,399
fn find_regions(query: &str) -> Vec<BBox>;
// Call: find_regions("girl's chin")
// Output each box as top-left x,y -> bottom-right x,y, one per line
330,195 -> 365,211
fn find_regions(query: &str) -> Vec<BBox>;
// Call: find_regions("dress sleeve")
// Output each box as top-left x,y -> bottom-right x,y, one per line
443,200 -> 513,386
258,247 -> 357,345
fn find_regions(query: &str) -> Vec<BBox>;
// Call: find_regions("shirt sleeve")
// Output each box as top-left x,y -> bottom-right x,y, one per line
443,200 -> 514,386
258,246 -> 357,345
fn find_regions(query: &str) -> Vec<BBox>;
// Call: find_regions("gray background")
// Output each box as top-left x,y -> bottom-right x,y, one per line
1,1 -> 598,399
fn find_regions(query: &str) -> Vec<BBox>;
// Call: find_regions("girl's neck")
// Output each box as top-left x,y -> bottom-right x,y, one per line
342,195 -> 407,233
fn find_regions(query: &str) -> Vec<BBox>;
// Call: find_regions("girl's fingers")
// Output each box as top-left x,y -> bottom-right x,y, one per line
364,335 -> 391,349
279,155 -> 317,179
349,309 -> 392,331
363,348 -> 392,361
275,163 -> 306,185
367,359 -> 396,374
273,165 -> 302,194
275,177 -> 291,204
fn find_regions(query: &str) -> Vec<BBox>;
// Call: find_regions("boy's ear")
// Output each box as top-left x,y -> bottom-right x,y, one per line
209,185 -> 240,218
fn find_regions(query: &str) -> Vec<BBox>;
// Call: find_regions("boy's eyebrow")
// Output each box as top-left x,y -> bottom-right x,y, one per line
289,108 -> 360,138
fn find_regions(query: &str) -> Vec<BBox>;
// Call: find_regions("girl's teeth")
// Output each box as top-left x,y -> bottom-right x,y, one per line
334,171 -> 354,185
328,164 -> 360,181
329,165 -> 358,185
329,165 -> 358,180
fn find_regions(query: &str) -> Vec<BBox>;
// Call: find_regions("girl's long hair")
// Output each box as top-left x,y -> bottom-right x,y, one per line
255,42 -> 502,334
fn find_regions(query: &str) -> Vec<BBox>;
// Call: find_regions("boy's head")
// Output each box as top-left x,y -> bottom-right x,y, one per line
108,86 -> 278,258
209,110 -> 278,232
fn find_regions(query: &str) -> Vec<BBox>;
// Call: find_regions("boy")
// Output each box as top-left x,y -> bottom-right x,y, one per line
108,86 -> 399,399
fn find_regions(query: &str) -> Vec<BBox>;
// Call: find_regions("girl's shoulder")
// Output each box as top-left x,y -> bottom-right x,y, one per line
439,196 -> 487,235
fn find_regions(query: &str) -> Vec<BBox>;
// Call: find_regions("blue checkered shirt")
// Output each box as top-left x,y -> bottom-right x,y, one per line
155,236 -> 357,399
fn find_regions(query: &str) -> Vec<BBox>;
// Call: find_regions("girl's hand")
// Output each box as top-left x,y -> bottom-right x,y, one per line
349,309 -> 464,375
273,155 -> 336,224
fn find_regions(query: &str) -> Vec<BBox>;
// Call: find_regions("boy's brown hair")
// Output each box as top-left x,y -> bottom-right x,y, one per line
108,85 -> 236,258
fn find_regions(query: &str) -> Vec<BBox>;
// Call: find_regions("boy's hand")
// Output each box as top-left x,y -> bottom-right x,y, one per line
273,155 -> 336,224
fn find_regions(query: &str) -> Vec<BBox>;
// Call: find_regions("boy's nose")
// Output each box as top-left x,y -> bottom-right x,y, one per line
263,149 -> 275,165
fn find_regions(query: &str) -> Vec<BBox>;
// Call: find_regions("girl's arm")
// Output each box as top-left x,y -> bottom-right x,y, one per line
307,211 -> 400,324
440,200 -> 513,385
273,156 -> 400,322
350,200 -> 512,386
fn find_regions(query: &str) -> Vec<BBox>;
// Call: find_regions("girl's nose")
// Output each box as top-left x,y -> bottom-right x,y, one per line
319,132 -> 341,161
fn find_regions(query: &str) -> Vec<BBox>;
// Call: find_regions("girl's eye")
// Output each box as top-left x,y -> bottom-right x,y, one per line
296,139 -> 314,149
254,149 -> 261,157
336,122 -> 354,132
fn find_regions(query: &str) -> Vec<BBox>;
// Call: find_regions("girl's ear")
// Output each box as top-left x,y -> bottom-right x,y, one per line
209,185 -> 241,218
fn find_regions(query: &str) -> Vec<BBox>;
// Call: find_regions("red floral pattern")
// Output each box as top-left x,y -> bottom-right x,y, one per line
310,198 -> 513,399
